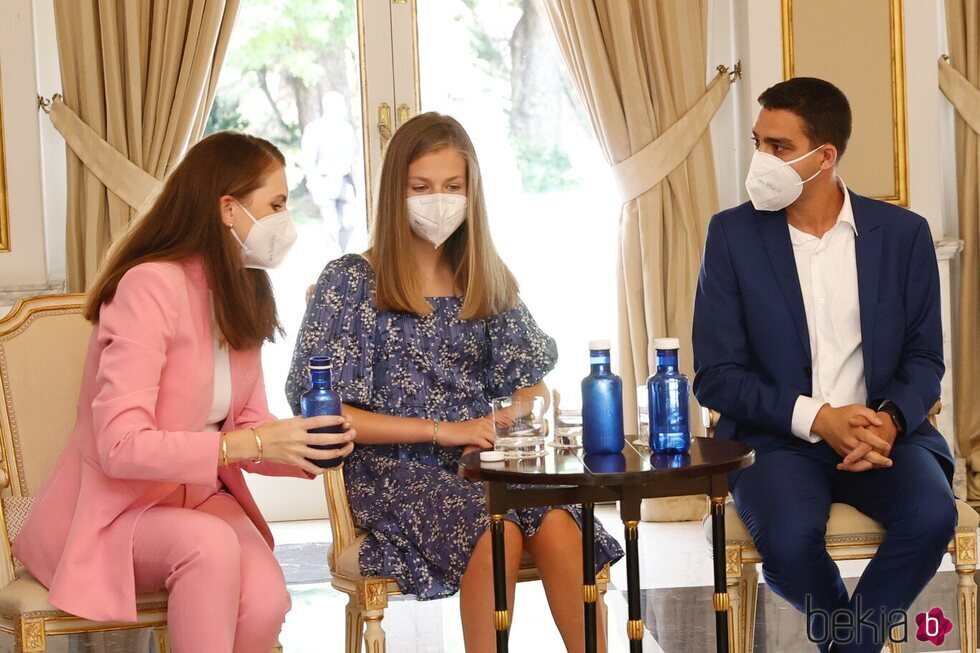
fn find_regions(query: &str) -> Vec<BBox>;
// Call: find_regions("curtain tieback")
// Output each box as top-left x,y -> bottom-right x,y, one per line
48,96 -> 163,214
939,57 -> 980,136
611,71 -> 731,204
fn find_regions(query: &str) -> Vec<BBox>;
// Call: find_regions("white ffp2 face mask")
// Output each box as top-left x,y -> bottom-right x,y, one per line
744,146 -> 824,211
230,201 -> 297,269
407,193 -> 467,248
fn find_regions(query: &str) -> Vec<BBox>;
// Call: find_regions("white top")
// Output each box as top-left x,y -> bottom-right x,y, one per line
788,179 -> 867,442
207,317 -> 233,429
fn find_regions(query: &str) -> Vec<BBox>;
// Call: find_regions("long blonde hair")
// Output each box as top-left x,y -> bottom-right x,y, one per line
370,112 -> 518,319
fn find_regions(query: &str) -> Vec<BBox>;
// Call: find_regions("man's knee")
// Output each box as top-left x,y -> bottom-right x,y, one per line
900,492 -> 957,552
757,523 -> 828,579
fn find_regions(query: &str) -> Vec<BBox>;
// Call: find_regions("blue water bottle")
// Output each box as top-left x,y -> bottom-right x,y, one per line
581,340 -> 625,454
647,338 -> 690,454
300,356 -> 344,468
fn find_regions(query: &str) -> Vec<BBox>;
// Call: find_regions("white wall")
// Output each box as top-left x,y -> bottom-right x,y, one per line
34,0 -> 65,285
0,0 -> 52,293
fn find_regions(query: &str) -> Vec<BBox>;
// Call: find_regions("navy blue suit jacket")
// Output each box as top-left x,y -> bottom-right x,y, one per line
692,191 -> 953,480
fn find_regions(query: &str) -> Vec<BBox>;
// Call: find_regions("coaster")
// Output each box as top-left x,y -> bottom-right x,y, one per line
480,450 -> 505,462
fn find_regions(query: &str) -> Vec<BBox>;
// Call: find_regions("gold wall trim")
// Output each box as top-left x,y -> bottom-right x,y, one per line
356,0 -> 373,230
780,0 -> 908,206
0,71 -> 9,253
889,0 -> 909,206
411,0 -> 420,114
781,0 -> 795,80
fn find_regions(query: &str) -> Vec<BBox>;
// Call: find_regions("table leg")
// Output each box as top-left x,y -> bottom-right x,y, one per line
582,502 -> 598,653
710,496 -> 730,653
624,519 -> 643,652
491,514 -> 510,653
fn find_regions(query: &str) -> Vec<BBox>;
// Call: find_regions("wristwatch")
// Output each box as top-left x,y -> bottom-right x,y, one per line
875,399 -> 905,434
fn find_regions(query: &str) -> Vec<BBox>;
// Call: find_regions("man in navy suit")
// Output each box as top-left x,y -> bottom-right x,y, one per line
692,77 -> 956,652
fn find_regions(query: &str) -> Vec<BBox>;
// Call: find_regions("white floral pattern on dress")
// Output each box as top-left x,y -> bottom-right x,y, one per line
286,254 -> 623,599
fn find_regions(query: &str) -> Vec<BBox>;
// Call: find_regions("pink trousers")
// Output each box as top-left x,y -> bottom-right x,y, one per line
133,492 -> 290,653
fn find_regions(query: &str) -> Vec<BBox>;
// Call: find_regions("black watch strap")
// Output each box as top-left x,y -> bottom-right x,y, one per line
876,399 -> 905,434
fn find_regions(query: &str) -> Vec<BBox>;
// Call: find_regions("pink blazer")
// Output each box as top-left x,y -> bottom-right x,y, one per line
13,258 -> 308,622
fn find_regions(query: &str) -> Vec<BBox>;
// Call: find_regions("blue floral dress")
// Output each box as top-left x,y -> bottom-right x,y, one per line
286,254 -> 623,599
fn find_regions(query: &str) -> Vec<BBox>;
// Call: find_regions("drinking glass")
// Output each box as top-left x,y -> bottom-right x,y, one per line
551,389 -> 583,449
492,395 -> 546,459
634,385 -> 650,448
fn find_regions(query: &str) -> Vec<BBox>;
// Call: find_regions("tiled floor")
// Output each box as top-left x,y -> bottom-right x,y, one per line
271,505 -> 974,652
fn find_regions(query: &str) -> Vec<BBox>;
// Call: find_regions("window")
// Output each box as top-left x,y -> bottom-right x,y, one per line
417,0 -> 619,397
207,0 -> 365,424
210,0 -> 618,483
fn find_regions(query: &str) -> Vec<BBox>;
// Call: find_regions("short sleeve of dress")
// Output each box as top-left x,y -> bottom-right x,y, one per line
484,299 -> 558,399
286,255 -> 377,414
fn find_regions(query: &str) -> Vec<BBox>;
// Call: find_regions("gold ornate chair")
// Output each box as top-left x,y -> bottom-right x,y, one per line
323,464 -> 611,652
0,294 -> 168,652
702,404 -> 979,653
0,295 -> 283,653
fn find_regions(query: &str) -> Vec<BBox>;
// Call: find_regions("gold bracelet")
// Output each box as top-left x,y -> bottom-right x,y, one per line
251,427 -> 263,463
432,419 -> 440,446
220,432 -> 229,466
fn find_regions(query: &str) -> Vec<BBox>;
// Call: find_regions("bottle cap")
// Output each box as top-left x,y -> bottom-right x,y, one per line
588,339 -> 611,351
653,337 -> 680,350
480,450 -> 505,462
309,356 -> 330,370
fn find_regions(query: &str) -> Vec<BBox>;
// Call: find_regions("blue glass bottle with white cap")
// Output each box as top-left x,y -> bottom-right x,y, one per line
647,337 -> 690,454
300,356 -> 344,468
581,340 -> 625,454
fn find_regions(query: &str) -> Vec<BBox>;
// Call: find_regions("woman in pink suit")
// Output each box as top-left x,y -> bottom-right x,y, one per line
13,132 -> 355,653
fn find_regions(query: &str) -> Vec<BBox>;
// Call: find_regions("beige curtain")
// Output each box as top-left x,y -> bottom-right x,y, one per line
53,0 -> 241,291
943,0 -> 980,499
541,0 -> 729,429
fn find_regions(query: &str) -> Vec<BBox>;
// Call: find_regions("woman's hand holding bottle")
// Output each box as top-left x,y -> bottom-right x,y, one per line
224,415 -> 356,475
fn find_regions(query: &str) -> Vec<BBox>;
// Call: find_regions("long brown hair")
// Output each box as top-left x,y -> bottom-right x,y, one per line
371,112 -> 518,319
84,131 -> 286,350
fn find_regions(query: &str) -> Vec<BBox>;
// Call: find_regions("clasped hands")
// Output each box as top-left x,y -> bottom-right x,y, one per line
812,404 -> 899,473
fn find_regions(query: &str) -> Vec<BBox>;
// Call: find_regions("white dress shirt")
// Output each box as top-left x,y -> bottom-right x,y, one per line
789,179 -> 867,442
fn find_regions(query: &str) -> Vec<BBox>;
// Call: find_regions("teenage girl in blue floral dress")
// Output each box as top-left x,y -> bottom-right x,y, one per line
287,112 -> 622,652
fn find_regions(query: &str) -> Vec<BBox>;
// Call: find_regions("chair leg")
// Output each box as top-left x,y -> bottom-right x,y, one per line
362,609 -> 386,653
356,578 -> 388,653
151,627 -> 170,653
727,571 -> 742,653
346,592 -> 364,653
597,564 -> 610,647
887,628 -> 903,652
954,528 -> 978,653
271,641 -> 284,653
15,617 -> 45,653
598,581 -> 609,647
722,545 -> 742,653
956,567 -> 977,653
741,564 -> 759,653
